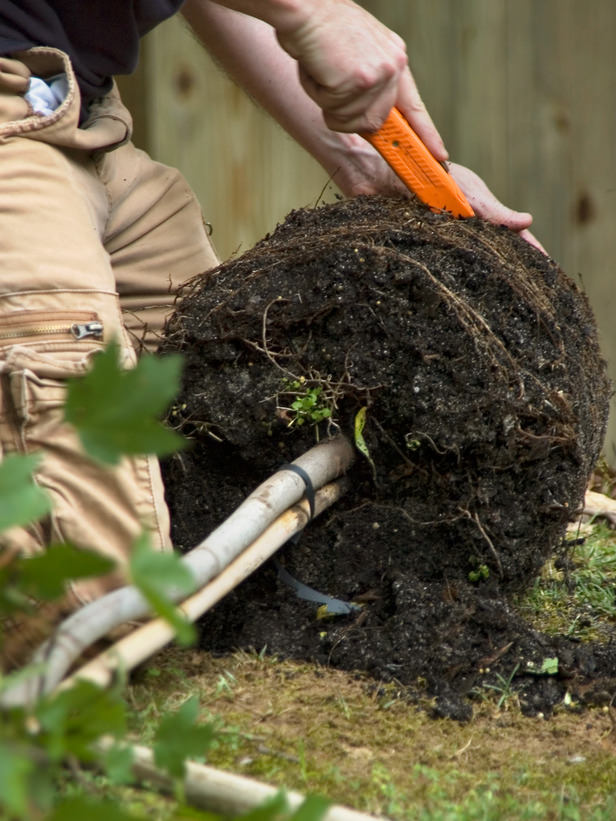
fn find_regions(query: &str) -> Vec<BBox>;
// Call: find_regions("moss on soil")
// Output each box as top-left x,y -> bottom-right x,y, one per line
123,644 -> 616,820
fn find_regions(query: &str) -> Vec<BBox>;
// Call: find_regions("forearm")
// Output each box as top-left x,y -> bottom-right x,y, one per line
181,0 -> 397,196
193,0 -> 313,32
181,0 -> 539,241
184,0 -> 446,145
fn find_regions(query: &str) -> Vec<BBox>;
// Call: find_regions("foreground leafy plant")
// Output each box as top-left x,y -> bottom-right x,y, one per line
0,343 -> 339,821
0,680 -> 129,818
0,454 -> 51,533
64,339 -> 185,464
129,535 -> 197,647
0,344 -> 201,819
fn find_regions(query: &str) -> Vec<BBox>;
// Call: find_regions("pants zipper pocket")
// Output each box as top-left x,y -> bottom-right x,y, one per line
0,310 -> 104,345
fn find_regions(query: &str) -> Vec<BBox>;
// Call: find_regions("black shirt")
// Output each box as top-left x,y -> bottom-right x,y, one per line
0,1 -> 185,111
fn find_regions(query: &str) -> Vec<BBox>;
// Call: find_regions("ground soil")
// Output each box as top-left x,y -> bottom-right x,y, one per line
160,195 -> 614,721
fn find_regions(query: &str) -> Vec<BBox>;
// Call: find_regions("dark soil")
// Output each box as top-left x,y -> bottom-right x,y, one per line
160,195 -> 614,721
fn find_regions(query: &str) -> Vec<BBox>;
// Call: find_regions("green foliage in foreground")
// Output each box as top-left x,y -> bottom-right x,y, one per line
0,348 -> 190,818
0,343 -> 332,821
0,454 -> 51,533
64,339 -> 185,464
3,339 -> 616,820
129,534 -> 197,647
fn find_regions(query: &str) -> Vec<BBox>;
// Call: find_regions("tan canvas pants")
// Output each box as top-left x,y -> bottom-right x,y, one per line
0,48 -> 219,621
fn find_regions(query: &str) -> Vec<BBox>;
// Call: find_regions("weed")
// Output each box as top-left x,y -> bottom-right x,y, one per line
335,694 -> 351,720
404,434 -> 421,451
371,762 -> 408,818
215,671 -> 237,698
278,378 -> 333,437
289,385 -> 332,427
475,663 -> 520,710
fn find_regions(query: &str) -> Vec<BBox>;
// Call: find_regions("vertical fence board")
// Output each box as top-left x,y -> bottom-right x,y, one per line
140,16 -> 339,262
504,1 -> 616,461
391,1 -> 458,146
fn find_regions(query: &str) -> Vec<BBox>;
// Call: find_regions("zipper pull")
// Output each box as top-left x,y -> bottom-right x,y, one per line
71,321 -> 104,340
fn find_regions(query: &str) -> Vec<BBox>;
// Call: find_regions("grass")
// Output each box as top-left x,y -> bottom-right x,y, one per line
119,646 -> 616,821
514,521 -> 616,640
51,516 -> 616,820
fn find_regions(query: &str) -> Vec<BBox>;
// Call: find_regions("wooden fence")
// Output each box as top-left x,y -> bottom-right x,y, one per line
119,0 -> 616,463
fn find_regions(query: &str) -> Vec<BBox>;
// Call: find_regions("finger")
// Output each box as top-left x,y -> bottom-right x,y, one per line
299,65 -> 397,133
0,92 -> 32,121
0,56 -> 31,79
0,57 -> 31,94
472,195 -> 535,234
476,203 -> 534,231
395,70 -> 448,161
518,228 -> 549,256
448,161 -> 532,226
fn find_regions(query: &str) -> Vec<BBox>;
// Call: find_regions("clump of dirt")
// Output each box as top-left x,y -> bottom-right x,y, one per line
160,195 -> 612,720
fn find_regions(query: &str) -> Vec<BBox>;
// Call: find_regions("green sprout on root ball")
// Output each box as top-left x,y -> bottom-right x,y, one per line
285,380 -> 332,428
468,563 -> 490,583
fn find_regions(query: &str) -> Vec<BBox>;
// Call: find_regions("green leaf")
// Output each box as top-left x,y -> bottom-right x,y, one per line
101,742 -> 135,786
0,741 -> 33,817
540,657 -> 559,675
289,795 -> 331,821
0,661 -> 48,697
130,534 -> 196,646
353,407 -> 376,480
130,534 -> 194,596
48,797 -> 142,821
19,542 -> 115,601
36,680 -> 126,761
0,564 -> 32,616
141,584 -> 196,646
0,454 -> 51,532
236,791 -> 289,821
153,696 -> 215,779
525,656 -> 559,676
64,339 -> 186,464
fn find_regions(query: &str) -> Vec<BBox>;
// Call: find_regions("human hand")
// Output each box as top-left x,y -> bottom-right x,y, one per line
274,0 -> 448,161
447,161 -> 547,254
336,146 -> 546,254
0,57 -> 32,121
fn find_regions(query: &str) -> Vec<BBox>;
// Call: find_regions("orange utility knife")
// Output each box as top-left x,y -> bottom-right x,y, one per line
362,107 -> 474,218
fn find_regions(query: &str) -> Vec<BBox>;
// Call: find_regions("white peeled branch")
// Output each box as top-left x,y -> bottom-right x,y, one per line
59,480 -> 347,693
95,737 -> 387,821
2,436 -> 354,707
